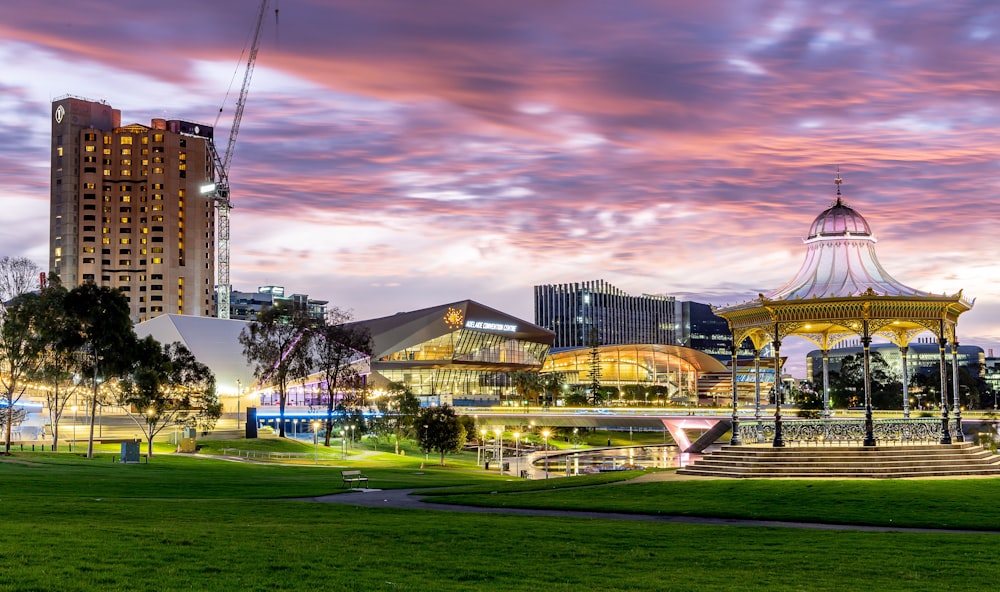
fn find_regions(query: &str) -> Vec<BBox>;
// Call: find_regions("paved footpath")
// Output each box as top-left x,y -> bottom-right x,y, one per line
295,484 -> 1000,535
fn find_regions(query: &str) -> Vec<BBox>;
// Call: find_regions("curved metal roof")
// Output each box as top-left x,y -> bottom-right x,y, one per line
543,344 -> 728,374
766,195 -> 930,300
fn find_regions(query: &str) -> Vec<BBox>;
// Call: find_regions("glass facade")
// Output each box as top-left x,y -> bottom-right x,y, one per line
542,344 -> 728,402
534,279 -> 677,348
360,300 -> 555,398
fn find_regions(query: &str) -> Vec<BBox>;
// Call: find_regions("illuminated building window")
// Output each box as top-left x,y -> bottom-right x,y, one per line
153,133 -> 163,142
119,275 -> 130,282
119,260 -> 131,266
83,247 -> 95,253
120,217 -> 130,224
152,257 -> 162,264
120,238 -> 131,244
121,136 -> 133,145
85,145 -> 95,153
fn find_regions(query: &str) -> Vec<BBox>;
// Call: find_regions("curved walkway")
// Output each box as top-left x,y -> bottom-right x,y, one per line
296,484 -> 1000,535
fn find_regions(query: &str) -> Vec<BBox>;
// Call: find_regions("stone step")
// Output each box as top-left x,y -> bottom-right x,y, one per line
692,454 -> 998,465
677,469 -> 1000,479
691,460 -> 1000,471
677,443 -> 1000,479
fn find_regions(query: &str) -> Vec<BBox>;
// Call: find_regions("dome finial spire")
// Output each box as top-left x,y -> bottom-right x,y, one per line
834,167 -> 843,205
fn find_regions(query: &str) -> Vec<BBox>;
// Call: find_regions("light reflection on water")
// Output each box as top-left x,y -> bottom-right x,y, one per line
535,445 -> 707,476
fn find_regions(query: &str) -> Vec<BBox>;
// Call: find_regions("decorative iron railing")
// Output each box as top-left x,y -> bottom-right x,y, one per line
736,418 -> 952,445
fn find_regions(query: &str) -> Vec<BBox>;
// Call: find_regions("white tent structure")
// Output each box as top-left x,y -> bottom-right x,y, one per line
135,314 -> 254,398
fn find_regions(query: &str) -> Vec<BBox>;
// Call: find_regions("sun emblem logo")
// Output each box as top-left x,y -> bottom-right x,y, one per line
443,307 -> 464,329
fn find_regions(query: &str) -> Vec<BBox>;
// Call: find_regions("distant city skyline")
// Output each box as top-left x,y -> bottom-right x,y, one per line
4,1 -> 1000,374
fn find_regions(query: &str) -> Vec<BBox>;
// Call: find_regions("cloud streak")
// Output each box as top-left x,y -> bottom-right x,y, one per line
4,0 -> 1000,370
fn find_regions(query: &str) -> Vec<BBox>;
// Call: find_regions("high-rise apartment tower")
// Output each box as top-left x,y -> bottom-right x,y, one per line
49,97 -> 216,322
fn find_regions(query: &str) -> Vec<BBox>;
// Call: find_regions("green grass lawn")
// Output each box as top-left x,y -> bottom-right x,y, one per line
2,442 -> 1000,591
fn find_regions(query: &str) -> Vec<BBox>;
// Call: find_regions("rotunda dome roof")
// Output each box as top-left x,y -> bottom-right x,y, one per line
806,197 -> 872,239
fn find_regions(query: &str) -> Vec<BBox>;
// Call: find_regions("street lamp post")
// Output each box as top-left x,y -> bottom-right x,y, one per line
479,428 -> 487,468
293,418 -> 298,440
542,429 -> 550,479
236,378 -> 242,432
513,431 -> 520,477
71,405 -> 78,452
494,428 -> 502,474
312,420 -> 319,463
350,424 -> 356,449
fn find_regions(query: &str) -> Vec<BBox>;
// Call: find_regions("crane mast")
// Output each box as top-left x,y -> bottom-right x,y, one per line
210,0 -> 269,319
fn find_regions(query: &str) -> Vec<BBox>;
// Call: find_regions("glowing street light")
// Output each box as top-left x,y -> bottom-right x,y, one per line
513,431 -> 520,477
542,429 -> 551,479
293,418 -> 299,440
494,427 -> 503,474
479,428 -> 487,468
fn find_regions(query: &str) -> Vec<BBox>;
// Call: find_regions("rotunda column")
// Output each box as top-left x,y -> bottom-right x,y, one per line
772,337 -> 784,448
821,348 -> 831,418
952,339 -> 964,442
729,341 -> 742,446
900,346 -> 910,418
862,321 -> 876,447
754,348 -> 764,442
938,325 -> 952,445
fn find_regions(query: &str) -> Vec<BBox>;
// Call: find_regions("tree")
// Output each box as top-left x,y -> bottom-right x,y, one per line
415,405 -> 465,466
111,337 -> 220,457
0,293 -> 44,454
911,365 -> 985,410
31,280 -> 85,450
791,381 -> 823,418
311,308 -> 372,447
239,302 -> 313,437
374,382 -> 420,454
63,283 -> 135,458
827,351 -> 898,409
539,372 -> 565,405
509,371 -> 542,406
0,256 -> 40,303
564,386 -> 589,407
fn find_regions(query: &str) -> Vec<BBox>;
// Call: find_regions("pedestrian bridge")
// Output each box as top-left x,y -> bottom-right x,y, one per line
456,408 -> 732,452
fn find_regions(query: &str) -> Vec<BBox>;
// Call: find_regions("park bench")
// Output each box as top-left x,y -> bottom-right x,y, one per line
341,469 -> 370,489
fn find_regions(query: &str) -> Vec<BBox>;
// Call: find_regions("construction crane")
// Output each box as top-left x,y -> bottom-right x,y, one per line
204,0 -> 270,319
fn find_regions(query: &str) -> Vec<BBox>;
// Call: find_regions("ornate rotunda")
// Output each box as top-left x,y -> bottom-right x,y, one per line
715,174 -> 973,447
